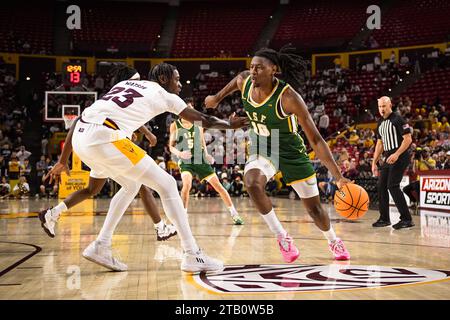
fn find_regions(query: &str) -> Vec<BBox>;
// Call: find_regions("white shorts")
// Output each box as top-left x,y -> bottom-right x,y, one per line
244,154 -> 319,199
244,155 -> 277,181
72,121 -> 148,179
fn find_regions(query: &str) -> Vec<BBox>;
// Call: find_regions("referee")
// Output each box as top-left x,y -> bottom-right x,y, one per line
371,96 -> 414,229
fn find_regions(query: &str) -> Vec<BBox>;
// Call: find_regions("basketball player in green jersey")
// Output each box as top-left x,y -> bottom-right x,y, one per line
205,46 -> 352,262
169,101 -> 244,225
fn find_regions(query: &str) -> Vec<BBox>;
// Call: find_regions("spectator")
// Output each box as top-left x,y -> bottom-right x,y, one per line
318,170 -> 336,203
39,171 -> 58,198
0,155 -> 7,177
0,176 -> 10,197
94,74 -> 105,92
343,159 -> 359,180
443,151 -> 450,169
231,175 -> 244,197
440,116 -> 450,132
1,143 -> 12,159
41,134 -> 49,155
36,155 -> 47,180
230,165 -> 243,181
389,51 -> 396,67
313,102 -> 325,121
346,130 -> 360,145
8,156 -> 20,180
12,176 -> 29,199
400,54 -> 410,66
333,107 -> 343,117
415,148 -> 436,171
318,113 -> 329,137
338,148 -> 350,165
221,177 -> 231,193
336,92 -> 347,105
374,54 -> 381,69
431,117 -> 442,131
369,36 -> 379,49
16,145 -> 31,163
20,158 -> 32,179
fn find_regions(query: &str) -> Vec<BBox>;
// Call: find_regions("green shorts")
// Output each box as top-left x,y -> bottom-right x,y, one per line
279,156 -> 316,185
179,162 -> 215,181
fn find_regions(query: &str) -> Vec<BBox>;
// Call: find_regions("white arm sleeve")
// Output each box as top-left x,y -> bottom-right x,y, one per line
164,92 -> 187,115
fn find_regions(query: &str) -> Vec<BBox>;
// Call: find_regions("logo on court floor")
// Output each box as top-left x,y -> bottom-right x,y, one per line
191,264 -> 450,294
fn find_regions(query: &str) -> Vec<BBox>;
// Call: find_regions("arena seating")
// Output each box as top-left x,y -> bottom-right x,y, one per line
171,1 -> 276,58
312,66 -> 403,133
371,0 -> 450,47
272,0 -> 372,49
71,2 -> 168,54
0,3 -> 53,54
398,67 -> 450,108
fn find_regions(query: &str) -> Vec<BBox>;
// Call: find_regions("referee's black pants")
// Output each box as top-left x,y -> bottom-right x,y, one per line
378,153 -> 412,222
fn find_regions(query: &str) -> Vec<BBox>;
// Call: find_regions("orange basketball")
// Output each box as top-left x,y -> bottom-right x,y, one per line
334,183 -> 369,220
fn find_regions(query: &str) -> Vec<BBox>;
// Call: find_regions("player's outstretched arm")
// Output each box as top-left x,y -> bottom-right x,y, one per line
138,125 -> 157,147
204,70 -> 250,109
179,107 -> 248,130
281,88 -> 351,189
44,116 -> 80,183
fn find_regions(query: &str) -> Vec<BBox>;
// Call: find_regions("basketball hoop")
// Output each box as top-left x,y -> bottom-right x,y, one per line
63,114 -> 78,130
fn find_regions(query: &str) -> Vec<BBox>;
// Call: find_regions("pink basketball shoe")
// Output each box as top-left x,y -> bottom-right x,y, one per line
277,233 -> 299,263
329,238 -> 350,261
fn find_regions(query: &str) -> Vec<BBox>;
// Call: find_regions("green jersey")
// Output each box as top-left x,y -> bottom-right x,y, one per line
175,119 -> 206,165
241,75 -> 315,184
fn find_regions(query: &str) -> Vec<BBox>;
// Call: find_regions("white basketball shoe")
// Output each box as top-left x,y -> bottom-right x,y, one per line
82,241 -> 128,272
181,249 -> 223,273
38,207 -> 57,238
156,222 -> 177,241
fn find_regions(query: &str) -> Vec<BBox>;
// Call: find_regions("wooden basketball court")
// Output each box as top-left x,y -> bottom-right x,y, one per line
0,197 -> 449,300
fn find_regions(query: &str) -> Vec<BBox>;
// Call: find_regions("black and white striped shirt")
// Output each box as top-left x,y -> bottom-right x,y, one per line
376,112 -> 411,156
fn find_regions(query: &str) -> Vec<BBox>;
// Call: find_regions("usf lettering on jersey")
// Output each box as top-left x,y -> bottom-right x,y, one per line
242,76 -> 307,160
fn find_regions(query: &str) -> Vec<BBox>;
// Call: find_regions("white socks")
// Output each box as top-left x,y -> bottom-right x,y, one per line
154,220 -> 165,230
51,202 -> 68,220
261,209 -> 286,237
159,197 -> 199,254
322,226 -> 337,243
228,205 -> 238,217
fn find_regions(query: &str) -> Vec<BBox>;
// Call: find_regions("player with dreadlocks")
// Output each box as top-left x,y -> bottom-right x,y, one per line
205,45 -> 352,262
40,66 -> 177,242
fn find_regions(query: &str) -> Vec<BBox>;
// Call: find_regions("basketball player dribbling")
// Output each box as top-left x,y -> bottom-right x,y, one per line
40,66 -> 177,242
44,63 -> 248,272
205,46 -> 352,262
169,100 -> 244,225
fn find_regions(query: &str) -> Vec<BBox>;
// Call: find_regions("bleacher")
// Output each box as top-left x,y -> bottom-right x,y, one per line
0,3 -> 53,54
171,1 -> 276,58
71,2 -> 168,54
398,67 -> 450,108
272,0 -> 372,49
372,0 -> 450,48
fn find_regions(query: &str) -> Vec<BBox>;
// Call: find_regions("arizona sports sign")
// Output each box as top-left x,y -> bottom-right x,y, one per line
419,171 -> 450,210
191,264 -> 450,294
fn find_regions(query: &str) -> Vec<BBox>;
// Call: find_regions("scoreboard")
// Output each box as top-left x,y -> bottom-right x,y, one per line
62,61 -> 86,86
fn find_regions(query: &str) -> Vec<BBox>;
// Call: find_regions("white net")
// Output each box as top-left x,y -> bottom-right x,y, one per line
63,114 -> 78,130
